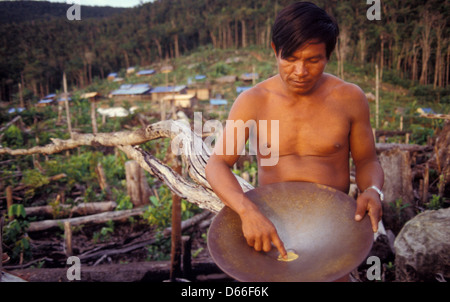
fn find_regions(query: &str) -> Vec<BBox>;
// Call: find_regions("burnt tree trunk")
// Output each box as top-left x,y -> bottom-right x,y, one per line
125,160 -> 151,207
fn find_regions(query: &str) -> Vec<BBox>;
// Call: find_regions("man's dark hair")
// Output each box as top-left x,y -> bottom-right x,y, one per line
272,1 -> 339,60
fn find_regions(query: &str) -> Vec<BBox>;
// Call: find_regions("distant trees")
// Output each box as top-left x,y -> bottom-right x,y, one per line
0,0 -> 448,103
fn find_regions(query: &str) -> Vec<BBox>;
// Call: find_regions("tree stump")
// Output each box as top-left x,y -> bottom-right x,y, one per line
125,160 -> 151,207
378,147 -> 415,233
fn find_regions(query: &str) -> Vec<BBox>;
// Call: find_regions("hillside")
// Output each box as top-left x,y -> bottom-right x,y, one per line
0,0 -> 448,105
0,0 -> 126,24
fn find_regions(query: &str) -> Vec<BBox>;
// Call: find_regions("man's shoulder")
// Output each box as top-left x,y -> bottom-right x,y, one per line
233,76 -> 277,106
228,77 -> 276,119
324,74 -> 367,105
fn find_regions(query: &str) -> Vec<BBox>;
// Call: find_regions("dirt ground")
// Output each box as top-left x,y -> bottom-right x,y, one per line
2,215 -> 226,281
2,214 -> 398,282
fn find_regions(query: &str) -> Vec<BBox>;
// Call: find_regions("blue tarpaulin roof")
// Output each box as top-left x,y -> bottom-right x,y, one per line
111,83 -> 152,95
38,99 -> 54,104
8,107 -> 25,114
137,69 -> 156,76
210,99 -> 228,105
151,85 -> 187,93
236,86 -> 252,94
195,74 -> 206,80
43,93 -> 56,99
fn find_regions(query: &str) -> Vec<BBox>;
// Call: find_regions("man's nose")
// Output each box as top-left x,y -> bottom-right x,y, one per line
294,61 -> 308,76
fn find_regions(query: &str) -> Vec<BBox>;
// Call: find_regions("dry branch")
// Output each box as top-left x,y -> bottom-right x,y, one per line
375,143 -> 431,153
28,207 -> 146,232
0,119 -> 257,235
0,120 -> 253,214
25,201 -> 117,219
77,210 -> 212,263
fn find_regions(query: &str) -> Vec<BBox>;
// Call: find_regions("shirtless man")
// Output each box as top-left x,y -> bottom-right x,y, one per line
205,1 -> 384,279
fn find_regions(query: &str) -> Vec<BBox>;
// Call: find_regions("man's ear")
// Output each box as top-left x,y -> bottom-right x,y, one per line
271,42 -> 277,56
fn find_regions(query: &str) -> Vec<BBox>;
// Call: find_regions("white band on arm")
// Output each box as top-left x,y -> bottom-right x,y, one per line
364,185 -> 384,201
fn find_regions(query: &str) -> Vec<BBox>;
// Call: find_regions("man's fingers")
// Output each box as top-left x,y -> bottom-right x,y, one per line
246,237 -> 255,248
262,235 -> 273,253
369,205 -> 382,233
354,198 -> 367,221
369,213 -> 379,233
271,233 -> 287,259
355,192 -> 383,233
253,238 -> 262,251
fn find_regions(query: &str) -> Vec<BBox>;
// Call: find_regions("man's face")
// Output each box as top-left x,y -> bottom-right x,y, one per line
273,41 -> 328,95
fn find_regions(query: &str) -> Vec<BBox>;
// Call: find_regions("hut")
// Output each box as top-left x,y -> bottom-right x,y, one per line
107,72 -> 118,81
110,84 -> 152,102
126,67 -> 136,75
162,93 -> 197,109
239,73 -> 259,82
236,86 -> 252,94
137,69 -> 156,77
187,87 -> 210,101
36,93 -> 57,107
150,85 -> 187,102
215,75 -> 236,84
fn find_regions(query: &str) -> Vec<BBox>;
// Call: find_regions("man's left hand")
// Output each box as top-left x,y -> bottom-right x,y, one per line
354,190 -> 383,232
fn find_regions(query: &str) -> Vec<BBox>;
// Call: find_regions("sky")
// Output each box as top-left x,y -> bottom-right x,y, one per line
30,0 -> 155,8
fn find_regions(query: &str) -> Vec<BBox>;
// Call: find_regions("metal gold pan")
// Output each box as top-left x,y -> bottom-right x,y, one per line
207,182 -> 373,282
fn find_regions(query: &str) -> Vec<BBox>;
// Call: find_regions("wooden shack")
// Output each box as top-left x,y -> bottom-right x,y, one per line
36,93 -> 57,107
109,84 -> 152,102
187,87 -> 210,101
150,85 -> 187,102
162,93 -> 197,108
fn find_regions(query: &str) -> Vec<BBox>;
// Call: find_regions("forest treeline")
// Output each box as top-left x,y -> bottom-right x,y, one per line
0,0 -> 126,24
0,0 -> 448,103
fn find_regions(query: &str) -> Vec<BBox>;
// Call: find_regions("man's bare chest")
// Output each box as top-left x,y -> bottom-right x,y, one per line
255,102 -> 351,157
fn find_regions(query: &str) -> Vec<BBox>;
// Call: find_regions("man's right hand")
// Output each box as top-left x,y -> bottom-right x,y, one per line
239,206 -> 287,259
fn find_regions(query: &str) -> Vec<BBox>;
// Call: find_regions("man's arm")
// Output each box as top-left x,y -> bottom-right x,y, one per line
205,91 -> 287,258
347,85 -> 384,232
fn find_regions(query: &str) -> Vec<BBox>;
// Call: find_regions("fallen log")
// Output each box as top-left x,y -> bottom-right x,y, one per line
28,207 -> 145,232
375,143 -> 431,153
163,210 -> 213,236
8,259 -> 224,282
25,201 -> 117,219
77,211 -> 213,263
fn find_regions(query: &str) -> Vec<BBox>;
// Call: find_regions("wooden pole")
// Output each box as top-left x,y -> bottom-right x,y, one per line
90,98 -> 98,134
375,64 -> 380,129
160,99 -> 166,121
422,163 -> 429,203
18,83 -> 24,108
171,75 -> 177,120
6,186 -> 13,219
182,235 -> 192,280
170,161 -> 182,281
64,221 -> 73,256
96,163 -> 111,199
1,215 -> 4,281
252,65 -> 256,86
63,72 -> 73,139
